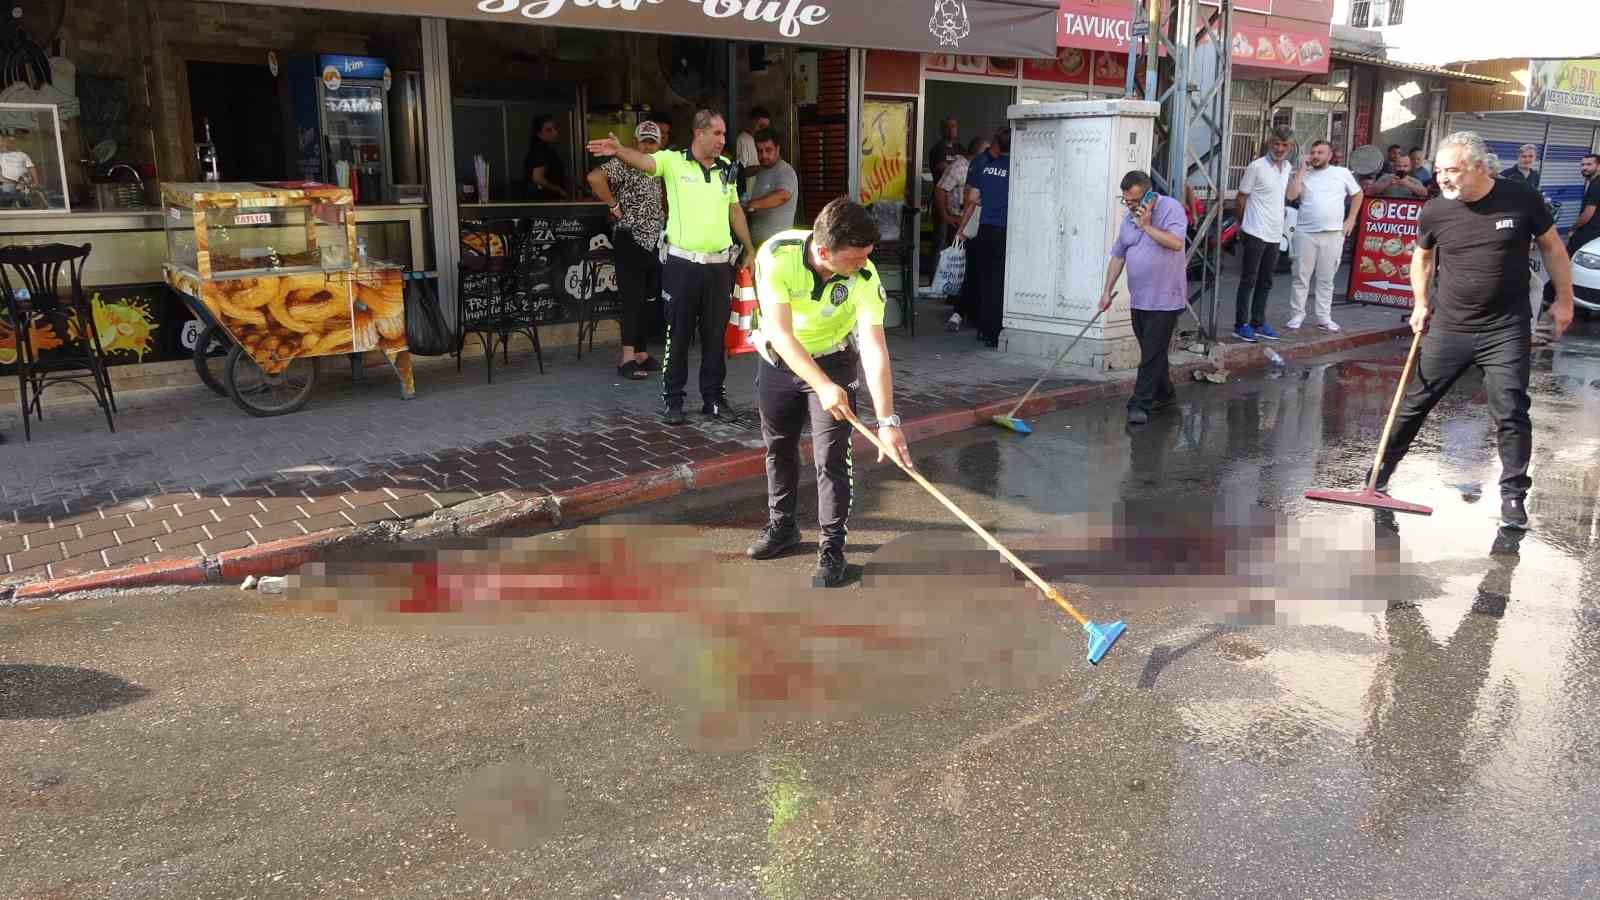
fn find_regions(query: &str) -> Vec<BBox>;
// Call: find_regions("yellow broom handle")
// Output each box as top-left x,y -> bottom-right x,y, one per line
842,408 -> 1091,627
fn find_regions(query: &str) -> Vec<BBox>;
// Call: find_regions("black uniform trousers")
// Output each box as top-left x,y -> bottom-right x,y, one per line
1235,232 -> 1280,329
661,254 -> 734,409
1380,321 -> 1533,501
614,229 -> 660,352
970,224 -> 1008,342
1129,308 -> 1181,412
757,347 -> 859,544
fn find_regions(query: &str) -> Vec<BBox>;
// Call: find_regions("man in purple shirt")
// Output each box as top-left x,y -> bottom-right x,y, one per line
1099,170 -> 1189,425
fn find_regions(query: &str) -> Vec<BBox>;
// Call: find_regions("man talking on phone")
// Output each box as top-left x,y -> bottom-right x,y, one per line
1100,171 -> 1188,425
744,198 -> 912,588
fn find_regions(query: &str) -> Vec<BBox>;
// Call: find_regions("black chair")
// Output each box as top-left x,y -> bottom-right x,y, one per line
455,221 -> 544,383
576,242 -> 620,360
0,243 -> 116,441
868,205 -> 918,337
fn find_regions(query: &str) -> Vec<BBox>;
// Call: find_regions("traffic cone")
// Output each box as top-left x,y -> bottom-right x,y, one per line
725,266 -> 758,357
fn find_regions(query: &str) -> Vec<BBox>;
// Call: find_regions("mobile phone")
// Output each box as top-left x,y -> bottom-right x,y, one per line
1139,190 -> 1156,210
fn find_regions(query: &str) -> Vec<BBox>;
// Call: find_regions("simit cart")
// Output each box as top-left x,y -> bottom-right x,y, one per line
161,181 -> 416,416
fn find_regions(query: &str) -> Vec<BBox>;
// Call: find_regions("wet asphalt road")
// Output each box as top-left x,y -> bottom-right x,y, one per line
6,324 -> 1600,899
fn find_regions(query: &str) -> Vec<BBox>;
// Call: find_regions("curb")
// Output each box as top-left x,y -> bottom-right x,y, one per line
5,325 -> 1408,602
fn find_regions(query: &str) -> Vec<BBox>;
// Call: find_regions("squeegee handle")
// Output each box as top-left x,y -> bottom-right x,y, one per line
1367,328 -> 1425,491
1003,303 -> 1110,421
842,409 -> 1092,627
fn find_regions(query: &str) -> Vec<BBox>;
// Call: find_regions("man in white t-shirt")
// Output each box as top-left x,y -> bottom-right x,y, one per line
0,131 -> 38,204
1232,125 -> 1295,343
1284,138 -> 1361,332
937,136 -> 988,332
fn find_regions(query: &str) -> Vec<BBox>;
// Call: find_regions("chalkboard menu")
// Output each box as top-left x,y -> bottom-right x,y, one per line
458,205 -> 620,332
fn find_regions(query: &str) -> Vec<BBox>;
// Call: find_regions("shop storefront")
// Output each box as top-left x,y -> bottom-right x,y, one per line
1444,57 -> 1600,237
0,0 -> 1058,390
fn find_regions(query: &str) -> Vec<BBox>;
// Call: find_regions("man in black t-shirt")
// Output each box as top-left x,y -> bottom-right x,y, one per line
1375,131 -> 1575,530
1569,153 -> 1600,253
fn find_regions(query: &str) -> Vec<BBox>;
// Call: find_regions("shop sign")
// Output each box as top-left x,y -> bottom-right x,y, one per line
1056,1 -> 1133,53
1346,197 -> 1423,309
226,0 -> 1060,59
1227,23 -> 1329,74
1527,58 -> 1600,122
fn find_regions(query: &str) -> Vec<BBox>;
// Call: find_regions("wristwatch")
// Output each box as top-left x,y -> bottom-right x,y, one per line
879,414 -> 902,428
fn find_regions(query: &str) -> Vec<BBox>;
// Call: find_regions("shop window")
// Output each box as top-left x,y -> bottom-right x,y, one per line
1350,0 -> 1399,27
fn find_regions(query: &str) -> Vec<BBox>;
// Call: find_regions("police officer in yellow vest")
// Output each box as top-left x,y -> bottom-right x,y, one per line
744,198 -> 913,587
588,110 -> 758,425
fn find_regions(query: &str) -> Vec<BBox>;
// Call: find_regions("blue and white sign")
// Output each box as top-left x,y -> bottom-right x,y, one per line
319,55 -> 389,82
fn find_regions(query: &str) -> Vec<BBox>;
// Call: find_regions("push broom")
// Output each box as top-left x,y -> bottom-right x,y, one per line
1304,328 -> 1433,516
990,302 -> 1110,435
843,408 -> 1127,665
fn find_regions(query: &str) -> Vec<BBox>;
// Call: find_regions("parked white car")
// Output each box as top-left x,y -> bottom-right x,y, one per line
1573,232 -> 1600,317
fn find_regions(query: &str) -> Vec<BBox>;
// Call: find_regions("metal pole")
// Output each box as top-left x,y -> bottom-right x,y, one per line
420,17 -> 460,331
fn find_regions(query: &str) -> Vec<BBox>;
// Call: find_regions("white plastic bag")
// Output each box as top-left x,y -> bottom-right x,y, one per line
933,241 -> 966,296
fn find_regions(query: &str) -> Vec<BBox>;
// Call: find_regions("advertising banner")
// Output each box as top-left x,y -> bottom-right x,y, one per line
1226,23 -> 1329,74
859,100 -> 910,207
1346,196 -> 1424,309
1527,59 -> 1600,122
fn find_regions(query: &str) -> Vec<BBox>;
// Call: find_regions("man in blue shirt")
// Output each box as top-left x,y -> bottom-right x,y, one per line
955,127 -> 1011,347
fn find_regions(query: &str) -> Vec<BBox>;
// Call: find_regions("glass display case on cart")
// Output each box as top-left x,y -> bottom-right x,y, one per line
161,181 -> 415,416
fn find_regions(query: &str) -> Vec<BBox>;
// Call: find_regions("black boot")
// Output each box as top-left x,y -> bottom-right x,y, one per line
811,540 -> 847,588
746,521 -> 801,560
702,393 -> 735,419
662,403 -> 687,426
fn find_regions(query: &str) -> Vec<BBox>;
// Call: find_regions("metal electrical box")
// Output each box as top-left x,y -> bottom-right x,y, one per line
1002,99 -> 1159,370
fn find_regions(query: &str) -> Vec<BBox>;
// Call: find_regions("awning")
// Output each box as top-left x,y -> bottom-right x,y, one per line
1331,50 -> 1506,85
230,0 -> 1061,59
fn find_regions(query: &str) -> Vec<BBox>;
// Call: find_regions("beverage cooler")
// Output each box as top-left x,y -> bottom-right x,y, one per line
287,54 -> 395,204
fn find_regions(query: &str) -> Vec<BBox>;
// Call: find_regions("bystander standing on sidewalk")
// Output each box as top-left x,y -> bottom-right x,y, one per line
586,120 -> 666,380
1100,171 -> 1187,426
956,128 -> 1011,347
1232,126 -> 1294,343
1364,153 -> 1429,200
741,130 -> 799,250
1502,144 -> 1541,189
588,110 -> 757,425
735,107 -> 772,196
940,136 -> 988,332
1409,146 -> 1435,192
1285,139 -> 1361,333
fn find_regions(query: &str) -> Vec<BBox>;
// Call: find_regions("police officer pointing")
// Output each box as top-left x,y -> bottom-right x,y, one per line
744,199 -> 913,588
588,110 -> 757,425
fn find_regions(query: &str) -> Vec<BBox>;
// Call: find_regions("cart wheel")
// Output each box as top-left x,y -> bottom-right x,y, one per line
192,323 -> 230,397
224,345 -> 318,417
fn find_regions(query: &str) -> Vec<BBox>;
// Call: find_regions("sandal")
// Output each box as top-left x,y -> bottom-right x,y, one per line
617,360 -> 647,379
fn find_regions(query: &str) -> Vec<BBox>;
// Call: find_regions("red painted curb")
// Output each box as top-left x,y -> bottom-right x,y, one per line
451,494 -> 556,537
688,449 -> 768,491
14,557 -> 209,599
554,466 -> 690,522
217,527 -> 358,581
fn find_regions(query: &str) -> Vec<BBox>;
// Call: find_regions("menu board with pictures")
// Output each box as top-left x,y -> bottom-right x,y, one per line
458,209 -> 619,331
1346,197 -> 1424,309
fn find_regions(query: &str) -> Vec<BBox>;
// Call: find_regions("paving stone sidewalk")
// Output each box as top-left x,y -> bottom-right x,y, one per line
0,272 -> 1405,588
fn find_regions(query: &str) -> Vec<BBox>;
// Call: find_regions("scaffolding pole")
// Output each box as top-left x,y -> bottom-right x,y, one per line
1129,0 -> 1233,352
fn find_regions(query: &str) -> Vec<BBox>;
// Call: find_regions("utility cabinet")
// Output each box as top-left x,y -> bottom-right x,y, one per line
1003,99 -> 1159,370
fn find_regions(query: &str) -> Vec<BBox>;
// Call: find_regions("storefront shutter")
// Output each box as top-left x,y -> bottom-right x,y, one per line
1443,112 -> 1547,170
798,51 -> 850,223
1542,121 -> 1599,235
